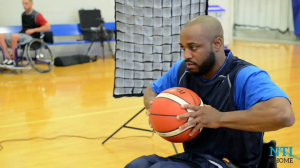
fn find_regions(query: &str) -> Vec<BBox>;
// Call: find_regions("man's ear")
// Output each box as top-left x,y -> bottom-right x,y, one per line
213,37 -> 222,52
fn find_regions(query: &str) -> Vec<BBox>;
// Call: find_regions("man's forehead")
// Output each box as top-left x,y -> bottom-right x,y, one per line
181,24 -> 207,38
180,25 -> 207,43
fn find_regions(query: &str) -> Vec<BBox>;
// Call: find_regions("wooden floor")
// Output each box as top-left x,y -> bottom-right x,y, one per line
0,41 -> 299,168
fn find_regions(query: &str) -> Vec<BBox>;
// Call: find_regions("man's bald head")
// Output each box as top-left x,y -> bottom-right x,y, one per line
183,15 -> 224,45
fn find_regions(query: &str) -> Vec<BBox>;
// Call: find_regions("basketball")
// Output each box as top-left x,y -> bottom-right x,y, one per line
149,87 -> 204,143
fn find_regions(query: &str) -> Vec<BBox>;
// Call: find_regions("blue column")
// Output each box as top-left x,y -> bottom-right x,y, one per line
292,0 -> 300,36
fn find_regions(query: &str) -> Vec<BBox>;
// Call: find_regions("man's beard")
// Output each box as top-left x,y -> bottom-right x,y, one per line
185,50 -> 216,77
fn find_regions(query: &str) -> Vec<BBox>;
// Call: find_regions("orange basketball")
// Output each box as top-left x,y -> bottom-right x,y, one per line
149,87 -> 203,143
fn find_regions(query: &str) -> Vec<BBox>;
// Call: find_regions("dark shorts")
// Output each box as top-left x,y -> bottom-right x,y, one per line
125,153 -> 227,168
4,33 -> 33,48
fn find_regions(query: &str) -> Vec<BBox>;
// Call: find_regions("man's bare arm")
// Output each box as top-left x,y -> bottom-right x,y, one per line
220,97 -> 295,132
32,23 -> 51,33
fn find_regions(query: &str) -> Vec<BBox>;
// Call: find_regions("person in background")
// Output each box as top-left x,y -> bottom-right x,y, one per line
0,0 -> 50,66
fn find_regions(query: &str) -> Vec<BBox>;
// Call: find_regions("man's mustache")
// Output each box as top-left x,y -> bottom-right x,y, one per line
185,60 -> 198,65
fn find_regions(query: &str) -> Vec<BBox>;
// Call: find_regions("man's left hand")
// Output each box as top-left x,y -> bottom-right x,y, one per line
177,104 -> 223,136
25,29 -> 35,35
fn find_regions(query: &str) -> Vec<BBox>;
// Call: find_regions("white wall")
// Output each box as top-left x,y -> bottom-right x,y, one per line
0,0 -> 115,26
207,0 -> 296,46
0,0 -> 116,58
208,0 -> 234,46
0,0 -> 237,55
234,0 -> 294,32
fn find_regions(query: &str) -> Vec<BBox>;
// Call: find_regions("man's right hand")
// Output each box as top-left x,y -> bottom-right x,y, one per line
25,29 -> 35,35
146,101 -> 153,128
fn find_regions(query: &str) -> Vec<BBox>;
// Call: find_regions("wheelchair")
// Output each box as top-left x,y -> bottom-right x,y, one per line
0,32 -> 54,73
170,140 -> 277,168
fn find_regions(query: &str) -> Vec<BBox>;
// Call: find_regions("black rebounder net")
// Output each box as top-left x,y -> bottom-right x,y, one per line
113,0 -> 209,98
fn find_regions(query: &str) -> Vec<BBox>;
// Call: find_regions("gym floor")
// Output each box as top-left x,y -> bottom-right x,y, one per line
0,41 -> 299,168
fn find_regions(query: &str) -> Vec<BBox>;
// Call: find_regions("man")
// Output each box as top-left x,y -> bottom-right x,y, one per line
0,0 -> 50,66
125,15 -> 295,168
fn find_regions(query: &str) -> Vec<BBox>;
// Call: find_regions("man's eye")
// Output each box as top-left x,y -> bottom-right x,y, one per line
181,47 -> 185,51
190,46 -> 198,50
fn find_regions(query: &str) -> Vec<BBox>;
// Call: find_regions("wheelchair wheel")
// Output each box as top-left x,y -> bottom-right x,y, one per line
26,39 -> 54,73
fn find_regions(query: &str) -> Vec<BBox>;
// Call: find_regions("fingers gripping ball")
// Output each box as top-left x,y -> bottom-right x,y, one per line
149,87 -> 203,143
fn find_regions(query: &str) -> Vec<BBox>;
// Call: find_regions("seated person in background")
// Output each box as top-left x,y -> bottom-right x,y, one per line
125,15 -> 295,168
0,0 -> 50,66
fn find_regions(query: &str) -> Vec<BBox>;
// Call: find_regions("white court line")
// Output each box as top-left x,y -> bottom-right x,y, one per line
0,106 -> 143,129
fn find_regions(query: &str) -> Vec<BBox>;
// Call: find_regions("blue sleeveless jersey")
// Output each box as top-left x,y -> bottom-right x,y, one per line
151,50 -> 290,168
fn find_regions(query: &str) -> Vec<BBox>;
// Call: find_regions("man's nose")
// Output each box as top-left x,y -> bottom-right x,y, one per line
183,49 -> 192,60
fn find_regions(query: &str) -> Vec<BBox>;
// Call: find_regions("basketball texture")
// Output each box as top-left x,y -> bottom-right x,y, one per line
149,87 -> 203,143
